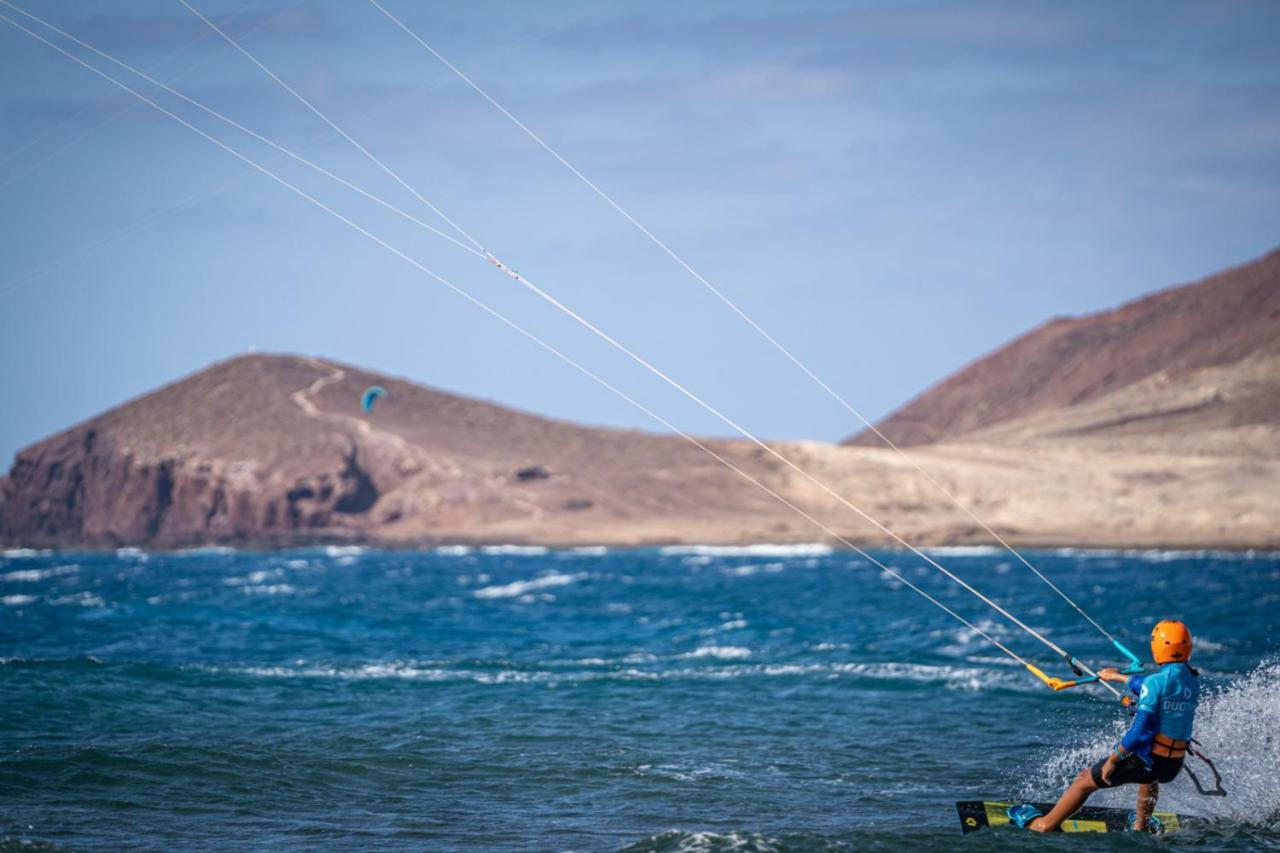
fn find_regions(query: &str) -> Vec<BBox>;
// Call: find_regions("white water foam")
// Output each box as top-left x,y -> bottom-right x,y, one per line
473,571 -> 586,599
680,646 -> 752,660
660,544 -> 833,557
323,545 -> 366,558
628,829 -> 783,853
2,549 -> 50,559
222,657 -> 1037,692
223,569 -> 284,587
241,584 -> 297,596
434,545 -> 472,556
2,594 -> 38,605
48,591 -> 105,608
1126,549 -> 1275,562
721,562 -> 785,577
480,544 -> 550,556
922,545 -> 1002,556
176,546 -> 237,556
2,564 -> 78,582
1053,547 -> 1124,557
1053,548 -> 1275,562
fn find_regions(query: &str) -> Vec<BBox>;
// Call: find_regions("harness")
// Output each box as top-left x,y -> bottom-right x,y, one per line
1149,665 -> 1199,761
1152,732 -> 1189,759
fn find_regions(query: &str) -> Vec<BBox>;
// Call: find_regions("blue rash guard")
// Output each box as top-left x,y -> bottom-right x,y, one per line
1120,662 -> 1199,765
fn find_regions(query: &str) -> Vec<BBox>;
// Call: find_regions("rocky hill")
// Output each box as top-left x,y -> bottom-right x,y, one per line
844,249 -> 1280,449
0,354 -> 814,548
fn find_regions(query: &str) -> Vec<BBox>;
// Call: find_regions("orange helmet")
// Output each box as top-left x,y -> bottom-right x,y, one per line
1151,620 -> 1193,664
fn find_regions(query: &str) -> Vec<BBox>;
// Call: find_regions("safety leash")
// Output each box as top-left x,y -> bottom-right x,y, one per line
1184,739 -> 1228,797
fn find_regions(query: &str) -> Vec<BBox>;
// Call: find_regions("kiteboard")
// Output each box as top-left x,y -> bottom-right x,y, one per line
956,800 -> 1190,834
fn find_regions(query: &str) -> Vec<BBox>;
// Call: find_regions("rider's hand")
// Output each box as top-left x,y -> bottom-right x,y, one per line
1101,755 -> 1118,784
1098,667 -> 1123,682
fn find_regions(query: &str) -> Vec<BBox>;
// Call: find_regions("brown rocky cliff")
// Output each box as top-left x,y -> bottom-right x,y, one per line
1,356 -> 373,546
0,353 -> 795,548
845,249 -> 1280,447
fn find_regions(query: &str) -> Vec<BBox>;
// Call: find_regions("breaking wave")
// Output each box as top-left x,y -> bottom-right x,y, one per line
680,646 -> 752,660
323,545 -> 367,558
473,571 -> 586,599
621,829 -> 785,852
921,545 -> 1001,556
2,564 -> 78,582
210,657 -> 1036,692
659,544 -> 833,557
480,544 -> 550,556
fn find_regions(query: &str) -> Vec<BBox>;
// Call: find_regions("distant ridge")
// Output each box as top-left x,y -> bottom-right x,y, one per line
844,249 -> 1280,447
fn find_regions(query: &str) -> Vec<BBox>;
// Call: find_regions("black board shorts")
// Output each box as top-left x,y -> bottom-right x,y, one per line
1090,753 -> 1183,788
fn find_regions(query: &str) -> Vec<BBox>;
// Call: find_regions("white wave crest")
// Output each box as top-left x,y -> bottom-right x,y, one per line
323,546 -> 366,558
721,562 -> 785,577
49,591 -> 105,608
2,564 -> 78,582
480,545 -> 549,556
2,549 -> 50,559
660,544 -> 832,557
222,657 -> 1039,693
1050,548 -> 1276,562
1054,548 -> 1124,558
434,545 -> 472,556
241,584 -> 297,596
473,571 -> 585,599
3,594 -> 38,605
627,830 -> 782,853
680,645 -> 752,660
922,545 -> 1001,556
224,569 -> 285,586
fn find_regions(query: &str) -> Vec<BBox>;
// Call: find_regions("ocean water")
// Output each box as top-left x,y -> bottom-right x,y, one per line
2,545 -> 1278,851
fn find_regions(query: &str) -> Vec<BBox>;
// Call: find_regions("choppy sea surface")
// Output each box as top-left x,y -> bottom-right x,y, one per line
2,545 -> 1278,851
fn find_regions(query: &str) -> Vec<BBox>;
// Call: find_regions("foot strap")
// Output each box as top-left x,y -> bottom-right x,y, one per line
1006,803 -> 1044,829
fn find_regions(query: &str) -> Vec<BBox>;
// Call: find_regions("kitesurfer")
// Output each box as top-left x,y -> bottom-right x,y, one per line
1012,620 -> 1199,833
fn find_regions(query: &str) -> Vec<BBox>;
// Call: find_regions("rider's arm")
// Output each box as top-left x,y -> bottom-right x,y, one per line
1127,674 -> 1147,695
1117,674 -> 1161,754
1119,707 -> 1158,753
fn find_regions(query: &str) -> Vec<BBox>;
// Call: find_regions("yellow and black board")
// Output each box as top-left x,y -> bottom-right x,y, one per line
956,800 -> 1187,834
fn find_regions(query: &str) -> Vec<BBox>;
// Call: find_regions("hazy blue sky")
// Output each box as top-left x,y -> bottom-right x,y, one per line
2,0 -> 1278,466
